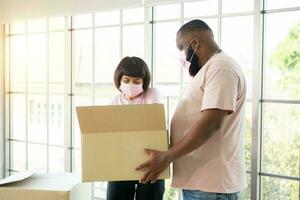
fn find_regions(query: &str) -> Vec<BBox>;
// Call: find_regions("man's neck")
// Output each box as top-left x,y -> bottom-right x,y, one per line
200,45 -> 220,66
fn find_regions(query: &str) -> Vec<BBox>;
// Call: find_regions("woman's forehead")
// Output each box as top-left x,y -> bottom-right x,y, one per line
122,75 -> 143,80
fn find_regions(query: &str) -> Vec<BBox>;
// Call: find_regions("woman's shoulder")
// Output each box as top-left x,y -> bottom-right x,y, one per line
143,87 -> 161,103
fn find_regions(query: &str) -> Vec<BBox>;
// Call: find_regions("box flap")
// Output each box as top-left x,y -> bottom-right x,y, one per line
76,104 -> 166,134
0,173 -> 81,191
0,169 -> 38,185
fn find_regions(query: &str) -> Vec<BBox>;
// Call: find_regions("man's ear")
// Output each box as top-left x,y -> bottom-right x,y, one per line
192,38 -> 200,50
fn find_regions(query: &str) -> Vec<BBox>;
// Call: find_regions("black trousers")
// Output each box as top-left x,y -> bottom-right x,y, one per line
106,180 -> 165,200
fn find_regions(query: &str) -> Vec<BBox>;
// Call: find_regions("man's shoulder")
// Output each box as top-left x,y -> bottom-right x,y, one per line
211,53 -> 239,69
208,53 -> 243,76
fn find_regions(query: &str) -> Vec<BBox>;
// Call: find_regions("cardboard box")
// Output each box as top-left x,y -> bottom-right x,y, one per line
76,104 -> 170,182
0,172 -> 92,200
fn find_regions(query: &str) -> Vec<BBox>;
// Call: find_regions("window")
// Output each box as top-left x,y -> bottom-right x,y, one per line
3,1 -> 300,200
6,17 -> 68,173
260,5 -> 300,199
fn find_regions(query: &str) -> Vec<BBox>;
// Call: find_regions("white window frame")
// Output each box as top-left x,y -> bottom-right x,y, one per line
2,1 -> 300,200
0,24 -> 5,179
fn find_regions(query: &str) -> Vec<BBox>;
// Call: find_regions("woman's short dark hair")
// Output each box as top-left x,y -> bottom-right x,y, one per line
114,56 -> 151,91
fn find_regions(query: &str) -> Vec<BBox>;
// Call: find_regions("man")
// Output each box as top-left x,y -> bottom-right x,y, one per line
136,19 -> 246,200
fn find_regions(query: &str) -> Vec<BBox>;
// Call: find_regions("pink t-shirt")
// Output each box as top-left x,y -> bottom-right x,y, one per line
111,88 -> 161,105
170,52 -> 247,193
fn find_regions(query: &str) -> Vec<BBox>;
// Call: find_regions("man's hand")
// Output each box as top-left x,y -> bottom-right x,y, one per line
135,149 -> 171,184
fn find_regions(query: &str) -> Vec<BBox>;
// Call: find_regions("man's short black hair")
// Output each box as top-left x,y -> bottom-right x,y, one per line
178,19 -> 212,34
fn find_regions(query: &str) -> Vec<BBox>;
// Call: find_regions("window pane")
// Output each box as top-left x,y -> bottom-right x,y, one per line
184,0 -> 218,17
161,96 -> 179,128
73,96 -> 93,148
11,94 -> 26,141
74,118 -> 82,150
95,84 -> 118,99
28,34 -> 47,92
49,146 -> 65,172
262,103 -> 300,177
49,17 -> 65,31
265,0 -> 300,10
164,178 -> 180,199
264,11 -> 300,100
155,4 -> 180,20
95,11 -> 120,26
222,0 -> 254,14
28,95 -> 47,143
11,141 -> 26,171
95,95 -> 116,105
74,30 -> 93,94
156,83 -> 180,98
123,25 -> 144,57
10,35 -> 26,92
49,32 -> 65,94
74,14 -> 92,28
5,24 -> 9,35
240,173 -> 251,200
27,19 -> 47,33
95,27 -> 120,84
49,95 -> 65,146
74,149 -> 81,173
154,22 -> 181,96
94,182 -> 107,199
28,144 -> 47,170
245,102 -> 252,172
261,176 -> 299,200
10,21 -> 25,34
222,16 -> 254,99
123,7 -> 144,23
160,97 -> 170,127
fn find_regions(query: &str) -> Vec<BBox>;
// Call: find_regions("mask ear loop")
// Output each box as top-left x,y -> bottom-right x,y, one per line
187,41 -> 198,63
179,38 -> 197,68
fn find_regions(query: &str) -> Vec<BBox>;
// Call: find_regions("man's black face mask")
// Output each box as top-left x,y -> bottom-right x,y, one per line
186,45 -> 201,77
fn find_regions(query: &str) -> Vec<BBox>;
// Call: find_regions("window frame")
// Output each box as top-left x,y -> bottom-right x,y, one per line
2,1 -> 300,200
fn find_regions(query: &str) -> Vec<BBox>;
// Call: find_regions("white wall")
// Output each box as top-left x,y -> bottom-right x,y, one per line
143,0 -> 182,6
0,0 -> 142,22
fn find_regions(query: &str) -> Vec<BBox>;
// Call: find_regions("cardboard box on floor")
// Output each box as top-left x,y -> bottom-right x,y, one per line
0,172 -> 92,200
76,104 -> 170,182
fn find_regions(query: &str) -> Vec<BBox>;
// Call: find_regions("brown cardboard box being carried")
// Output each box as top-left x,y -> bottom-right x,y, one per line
76,103 -> 170,182
0,171 -> 92,200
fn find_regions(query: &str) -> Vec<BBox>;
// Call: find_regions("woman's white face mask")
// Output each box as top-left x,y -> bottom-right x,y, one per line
119,82 -> 143,98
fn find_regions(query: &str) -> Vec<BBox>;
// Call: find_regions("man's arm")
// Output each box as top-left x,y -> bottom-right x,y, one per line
136,108 -> 228,183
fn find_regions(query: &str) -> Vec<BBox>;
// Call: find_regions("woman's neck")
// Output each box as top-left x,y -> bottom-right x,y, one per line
124,93 -> 142,101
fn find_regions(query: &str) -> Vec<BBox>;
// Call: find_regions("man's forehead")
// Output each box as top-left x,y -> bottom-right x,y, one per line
176,32 -> 192,49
